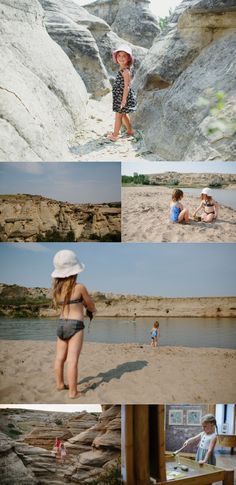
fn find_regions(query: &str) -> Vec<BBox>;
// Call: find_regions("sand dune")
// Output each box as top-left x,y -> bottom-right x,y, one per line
122,186 -> 236,242
0,340 -> 235,404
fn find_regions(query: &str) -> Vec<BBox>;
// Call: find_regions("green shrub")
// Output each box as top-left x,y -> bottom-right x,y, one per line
89,462 -> 121,485
36,228 -> 76,242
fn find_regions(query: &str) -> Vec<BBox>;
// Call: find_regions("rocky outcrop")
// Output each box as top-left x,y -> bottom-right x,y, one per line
131,172 -> 236,187
133,0 -> 236,161
0,0 -> 87,162
39,0 -> 147,93
0,432 -> 37,485
0,406 -> 121,485
0,194 -> 121,242
0,283 -> 236,318
38,0 -> 111,97
85,0 -> 160,48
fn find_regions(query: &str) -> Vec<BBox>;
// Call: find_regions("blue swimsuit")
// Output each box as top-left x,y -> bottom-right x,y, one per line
170,204 -> 181,222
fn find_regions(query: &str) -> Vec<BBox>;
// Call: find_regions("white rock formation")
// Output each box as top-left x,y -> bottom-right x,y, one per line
133,0 -> 236,161
85,0 -> 160,48
0,0 -> 87,161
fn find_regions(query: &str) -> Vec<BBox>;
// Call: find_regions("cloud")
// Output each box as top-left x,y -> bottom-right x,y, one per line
11,243 -> 49,253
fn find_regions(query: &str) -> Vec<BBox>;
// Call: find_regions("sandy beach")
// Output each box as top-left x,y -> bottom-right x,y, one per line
70,94 -> 159,162
0,340 -> 235,404
122,186 -> 236,242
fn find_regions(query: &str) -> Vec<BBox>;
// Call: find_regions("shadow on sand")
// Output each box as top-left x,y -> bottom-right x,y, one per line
79,360 -> 148,392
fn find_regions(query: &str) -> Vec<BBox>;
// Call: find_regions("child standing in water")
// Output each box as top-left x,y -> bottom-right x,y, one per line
179,414 -> 218,465
150,321 -> 160,347
170,189 -> 190,223
193,187 -> 219,222
107,44 -> 137,142
52,249 -> 96,399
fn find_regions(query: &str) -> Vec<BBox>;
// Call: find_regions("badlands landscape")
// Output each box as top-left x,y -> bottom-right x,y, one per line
0,406 -> 121,484
1,0 -> 236,161
0,194 -> 121,242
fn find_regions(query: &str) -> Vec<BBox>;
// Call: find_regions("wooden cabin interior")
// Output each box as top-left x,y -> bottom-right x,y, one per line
122,405 -> 235,485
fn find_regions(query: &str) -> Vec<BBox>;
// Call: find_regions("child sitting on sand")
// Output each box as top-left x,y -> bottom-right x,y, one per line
177,414 -> 217,465
193,188 -> 219,222
150,321 -> 160,347
107,44 -> 136,142
170,189 -> 190,223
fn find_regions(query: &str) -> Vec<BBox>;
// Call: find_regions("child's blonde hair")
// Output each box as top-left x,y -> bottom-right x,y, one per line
153,321 -> 159,328
52,274 -> 77,309
172,189 -> 183,202
201,414 -> 218,433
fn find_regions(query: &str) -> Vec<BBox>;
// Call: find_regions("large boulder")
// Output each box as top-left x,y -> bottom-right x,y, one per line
85,0 -> 160,48
0,433 -> 37,485
0,0 -> 87,161
39,0 -> 111,97
133,0 -> 236,161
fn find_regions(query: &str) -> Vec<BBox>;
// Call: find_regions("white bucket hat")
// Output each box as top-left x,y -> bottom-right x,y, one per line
201,187 -> 213,197
112,44 -> 134,64
51,250 -> 85,278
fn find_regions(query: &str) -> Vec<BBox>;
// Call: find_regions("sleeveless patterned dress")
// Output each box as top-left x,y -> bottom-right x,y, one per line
112,68 -> 137,114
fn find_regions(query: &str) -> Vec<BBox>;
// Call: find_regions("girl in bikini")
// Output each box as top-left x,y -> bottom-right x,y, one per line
107,44 -> 137,142
52,249 -> 96,399
193,188 -> 219,222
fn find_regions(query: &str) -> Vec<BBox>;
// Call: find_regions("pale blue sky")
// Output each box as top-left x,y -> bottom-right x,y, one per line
0,163 -> 121,204
122,162 -> 236,176
0,243 -> 235,297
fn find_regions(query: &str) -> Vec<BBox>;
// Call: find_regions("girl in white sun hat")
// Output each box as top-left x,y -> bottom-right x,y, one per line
107,44 -> 137,142
51,249 -> 96,399
193,187 -> 219,222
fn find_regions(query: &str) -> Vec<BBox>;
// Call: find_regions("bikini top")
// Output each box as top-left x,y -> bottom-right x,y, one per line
59,295 -> 83,305
203,199 -> 216,207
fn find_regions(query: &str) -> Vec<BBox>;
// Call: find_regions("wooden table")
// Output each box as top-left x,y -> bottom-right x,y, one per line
218,435 -> 236,454
155,456 -> 234,485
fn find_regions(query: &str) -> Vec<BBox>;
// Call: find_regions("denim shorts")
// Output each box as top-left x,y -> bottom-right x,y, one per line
57,319 -> 85,340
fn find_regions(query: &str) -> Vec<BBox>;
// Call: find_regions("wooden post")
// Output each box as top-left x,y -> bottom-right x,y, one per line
124,405 -> 135,485
134,405 -> 150,485
223,469 -> 234,485
157,405 -> 166,482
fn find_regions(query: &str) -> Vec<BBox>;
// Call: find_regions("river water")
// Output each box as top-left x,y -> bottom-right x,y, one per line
182,188 -> 236,210
0,317 -> 235,348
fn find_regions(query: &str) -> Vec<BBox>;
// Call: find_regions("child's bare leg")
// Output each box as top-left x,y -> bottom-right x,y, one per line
178,208 -> 189,223
122,114 -> 134,135
67,331 -> 84,398
55,338 -> 68,390
201,213 -> 214,222
113,113 -> 123,137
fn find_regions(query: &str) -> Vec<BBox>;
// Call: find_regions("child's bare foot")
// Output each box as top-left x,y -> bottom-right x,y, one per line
125,130 -> 135,137
107,133 -> 118,142
57,384 -> 69,391
68,391 -> 84,399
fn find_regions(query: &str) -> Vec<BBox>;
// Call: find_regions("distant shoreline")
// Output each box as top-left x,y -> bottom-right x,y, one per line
0,284 -> 236,318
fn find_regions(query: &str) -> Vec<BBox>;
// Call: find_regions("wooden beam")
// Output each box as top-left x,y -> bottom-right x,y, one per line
157,405 -> 166,481
134,405 -> 150,485
124,405 -> 135,485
